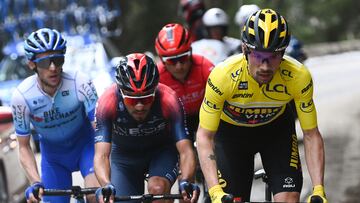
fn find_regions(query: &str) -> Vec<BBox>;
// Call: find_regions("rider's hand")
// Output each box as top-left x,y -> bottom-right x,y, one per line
307,185 -> 328,203
95,183 -> 116,203
209,184 -> 233,203
25,182 -> 44,203
179,180 -> 200,202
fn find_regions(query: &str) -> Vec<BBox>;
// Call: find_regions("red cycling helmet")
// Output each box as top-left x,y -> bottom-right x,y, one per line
115,53 -> 159,93
179,0 -> 206,25
155,23 -> 192,57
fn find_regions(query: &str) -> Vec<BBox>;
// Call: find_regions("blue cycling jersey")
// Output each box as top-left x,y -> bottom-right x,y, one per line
11,71 -> 98,149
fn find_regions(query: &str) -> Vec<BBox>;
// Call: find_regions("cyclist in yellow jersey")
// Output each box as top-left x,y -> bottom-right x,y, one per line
196,9 -> 327,203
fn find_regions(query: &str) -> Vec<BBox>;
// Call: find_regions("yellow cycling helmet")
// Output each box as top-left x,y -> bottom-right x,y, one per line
242,8 -> 291,52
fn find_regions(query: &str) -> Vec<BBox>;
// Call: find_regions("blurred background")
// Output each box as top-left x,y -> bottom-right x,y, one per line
1,0 -> 360,202
1,0 -> 360,58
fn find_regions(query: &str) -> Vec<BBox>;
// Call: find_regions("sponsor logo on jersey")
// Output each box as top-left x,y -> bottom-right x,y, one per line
230,69 -> 242,81
80,83 -> 97,104
299,99 -> 314,113
12,104 -> 27,129
301,80 -> 313,94
113,121 -> 166,136
30,114 -> 44,122
238,81 -> 248,90
181,89 -> 205,104
207,78 -> 223,96
62,90 -> 69,96
281,69 -> 293,79
43,106 -> 79,123
203,97 -> 220,111
283,177 -> 296,188
289,134 -> 300,170
223,101 -> 283,125
232,92 -> 253,99
262,83 -> 290,101
32,98 -> 45,106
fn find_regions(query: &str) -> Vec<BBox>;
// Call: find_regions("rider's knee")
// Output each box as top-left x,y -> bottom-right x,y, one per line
147,176 -> 171,194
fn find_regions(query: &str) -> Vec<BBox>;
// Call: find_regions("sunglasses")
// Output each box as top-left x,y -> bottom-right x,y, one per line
33,54 -> 65,69
249,50 -> 282,64
162,51 -> 191,65
120,89 -> 155,106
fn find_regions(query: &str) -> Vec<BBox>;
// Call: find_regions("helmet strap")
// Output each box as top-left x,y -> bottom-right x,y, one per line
242,45 -> 250,61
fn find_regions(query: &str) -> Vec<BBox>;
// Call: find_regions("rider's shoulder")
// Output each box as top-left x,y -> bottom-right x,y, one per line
62,70 -> 89,81
191,54 -> 214,67
16,74 -> 37,93
280,55 -> 312,80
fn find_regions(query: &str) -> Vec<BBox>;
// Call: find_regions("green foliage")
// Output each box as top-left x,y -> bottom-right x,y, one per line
112,0 -> 360,55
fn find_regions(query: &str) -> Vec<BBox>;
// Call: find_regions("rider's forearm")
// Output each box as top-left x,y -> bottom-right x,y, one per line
177,140 -> 196,181
94,144 -> 112,186
18,144 -> 41,184
303,127 -> 325,186
196,127 -> 219,188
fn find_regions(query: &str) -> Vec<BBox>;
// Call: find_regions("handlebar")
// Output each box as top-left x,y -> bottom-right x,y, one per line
43,186 -> 97,199
113,194 -> 183,201
40,186 -> 183,201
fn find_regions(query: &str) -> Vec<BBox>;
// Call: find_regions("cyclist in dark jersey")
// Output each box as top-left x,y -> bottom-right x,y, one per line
94,53 -> 199,203
155,23 -> 214,141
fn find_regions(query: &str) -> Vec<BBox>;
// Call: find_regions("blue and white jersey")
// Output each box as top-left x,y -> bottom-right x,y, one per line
11,71 -> 98,148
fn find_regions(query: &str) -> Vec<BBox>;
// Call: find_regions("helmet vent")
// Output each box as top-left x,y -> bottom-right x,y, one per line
44,32 -> 50,43
133,59 -> 140,70
259,13 -> 265,21
271,15 -> 277,22
179,29 -> 187,49
34,34 -> 42,46
26,39 -> 36,48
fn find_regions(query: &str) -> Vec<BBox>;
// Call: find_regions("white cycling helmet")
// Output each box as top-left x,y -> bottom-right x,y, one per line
234,4 -> 260,26
202,8 -> 229,27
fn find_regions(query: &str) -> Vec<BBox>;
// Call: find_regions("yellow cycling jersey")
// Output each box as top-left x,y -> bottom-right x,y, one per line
199,54 -> 317,131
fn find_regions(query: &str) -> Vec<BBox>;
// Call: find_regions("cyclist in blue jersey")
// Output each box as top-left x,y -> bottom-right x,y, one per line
10,28 -> 100,203
94,53 -> 199,203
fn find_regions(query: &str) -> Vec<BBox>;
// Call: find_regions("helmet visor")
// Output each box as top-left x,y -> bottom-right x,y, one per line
161,51 -> 191,65
120,89 -> 155,106
248,50 -> 283,65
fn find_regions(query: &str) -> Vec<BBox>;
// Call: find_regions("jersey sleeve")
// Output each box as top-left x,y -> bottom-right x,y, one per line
10,88 -> 31,136
160,85 -> 190,142
94,87 -> 117,143
291,65 -> 318,130
199,64 -> 230,131
75,72 -> 99,122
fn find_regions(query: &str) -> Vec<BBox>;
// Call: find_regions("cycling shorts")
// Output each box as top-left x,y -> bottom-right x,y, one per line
40,136 -> 95,203
215,107 -> 303,201
110,145 -> 179,203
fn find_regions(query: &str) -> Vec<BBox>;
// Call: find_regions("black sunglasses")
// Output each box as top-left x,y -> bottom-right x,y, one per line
33,54 -> 65,69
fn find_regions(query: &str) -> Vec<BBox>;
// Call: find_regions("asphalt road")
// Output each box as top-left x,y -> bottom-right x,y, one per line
36,51 -> 360,202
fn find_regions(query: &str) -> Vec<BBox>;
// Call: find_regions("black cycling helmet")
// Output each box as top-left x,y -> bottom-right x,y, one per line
242,9 -> 291,52
115,53 -> 159,93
